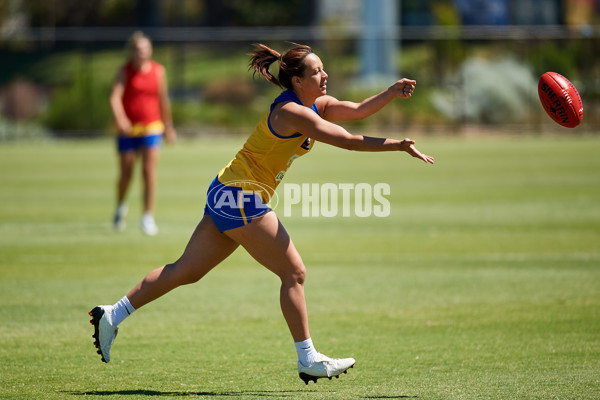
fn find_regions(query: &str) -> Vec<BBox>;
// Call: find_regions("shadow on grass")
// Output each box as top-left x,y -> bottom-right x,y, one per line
66,390 -> 314,397
361,397 -> 418,399
66,391 -> 417,399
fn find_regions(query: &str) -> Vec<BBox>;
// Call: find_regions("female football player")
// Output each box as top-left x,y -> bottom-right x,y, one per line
109,31 -> 177,235
91,43 -> 434,384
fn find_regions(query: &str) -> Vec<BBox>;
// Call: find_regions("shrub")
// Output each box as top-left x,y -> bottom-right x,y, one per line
432,56 -> 538,124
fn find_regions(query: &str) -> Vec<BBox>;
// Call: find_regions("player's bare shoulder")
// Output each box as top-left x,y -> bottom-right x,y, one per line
315,94 -> 338,108
314,94 -> 342,118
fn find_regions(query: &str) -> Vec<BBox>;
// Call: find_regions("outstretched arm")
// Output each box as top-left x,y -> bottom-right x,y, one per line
278,103 -> 434,164
317,79 -> 416,122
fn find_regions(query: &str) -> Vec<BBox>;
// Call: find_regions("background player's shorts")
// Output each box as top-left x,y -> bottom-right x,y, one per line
204,176 -> 270,233
117,134 -> 162,153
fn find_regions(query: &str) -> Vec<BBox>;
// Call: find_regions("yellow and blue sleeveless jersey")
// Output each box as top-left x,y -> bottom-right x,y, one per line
217,90 -> 317,202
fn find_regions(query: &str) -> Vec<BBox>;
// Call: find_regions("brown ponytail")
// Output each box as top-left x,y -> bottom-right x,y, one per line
248,43 -> 314,91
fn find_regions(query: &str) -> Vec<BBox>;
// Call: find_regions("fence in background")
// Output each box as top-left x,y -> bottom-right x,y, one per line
1,25 -> 598,137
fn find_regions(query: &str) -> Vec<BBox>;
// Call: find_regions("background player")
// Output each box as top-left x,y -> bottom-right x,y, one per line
109,31 -> 176,235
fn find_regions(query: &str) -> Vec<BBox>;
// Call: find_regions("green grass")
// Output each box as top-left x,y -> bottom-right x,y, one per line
0,135 -> 599,399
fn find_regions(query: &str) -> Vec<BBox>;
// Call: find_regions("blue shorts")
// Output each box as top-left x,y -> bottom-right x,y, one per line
117,134 -> 162,153
204,176 -> 271,233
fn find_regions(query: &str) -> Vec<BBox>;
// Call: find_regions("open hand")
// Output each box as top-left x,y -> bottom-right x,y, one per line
399,138 -> 435,164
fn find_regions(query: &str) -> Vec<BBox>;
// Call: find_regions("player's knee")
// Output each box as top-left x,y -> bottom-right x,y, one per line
168,261 -> 202,285
287,263 -> 306,286
120,168 -> 133,182
142,165 -> 153,180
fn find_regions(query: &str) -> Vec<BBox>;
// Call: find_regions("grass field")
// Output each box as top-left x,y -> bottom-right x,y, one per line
0,134 -> 599,399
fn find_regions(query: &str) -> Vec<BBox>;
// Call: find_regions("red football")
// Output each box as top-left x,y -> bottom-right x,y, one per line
538,72 -> 583,128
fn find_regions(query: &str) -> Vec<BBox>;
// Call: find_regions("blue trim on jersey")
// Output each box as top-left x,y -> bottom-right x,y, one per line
267,90 -> 320,139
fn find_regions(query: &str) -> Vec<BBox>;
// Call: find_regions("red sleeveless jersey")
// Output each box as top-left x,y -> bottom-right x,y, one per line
122,61 -> 162,126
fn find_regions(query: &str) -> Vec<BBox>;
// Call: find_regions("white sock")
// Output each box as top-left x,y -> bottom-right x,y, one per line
116,202 -> 127,216
295,338 -> 319,367
110,296 -> 136,326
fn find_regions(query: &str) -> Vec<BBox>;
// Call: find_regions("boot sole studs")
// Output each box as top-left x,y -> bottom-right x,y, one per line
299,364 -> 355,385
88,307 -> 108,363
